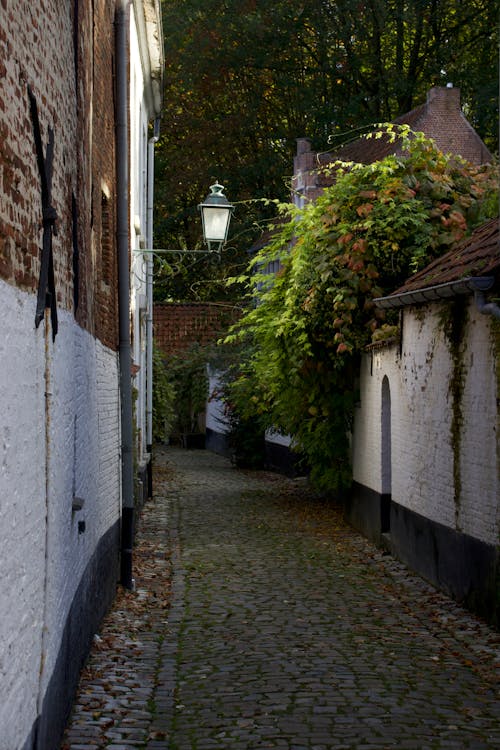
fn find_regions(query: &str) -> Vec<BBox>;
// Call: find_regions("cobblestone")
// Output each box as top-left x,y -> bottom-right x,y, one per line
63,447 -> 500,749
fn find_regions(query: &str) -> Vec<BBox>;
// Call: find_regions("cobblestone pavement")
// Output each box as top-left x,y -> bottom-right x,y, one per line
63,447 -> 500,750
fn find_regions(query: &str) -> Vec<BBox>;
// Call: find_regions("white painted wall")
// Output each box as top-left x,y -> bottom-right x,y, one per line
206,369 -> 230,436
129,8 -> 155,471
265,429 -> 292,448
0,282 -> 46,750
456,309 -> 498,542
0,281 -> 121,750
352,298 -> 499,546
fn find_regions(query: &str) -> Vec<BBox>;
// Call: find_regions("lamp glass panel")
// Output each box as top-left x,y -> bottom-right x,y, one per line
202,206 -> 230,241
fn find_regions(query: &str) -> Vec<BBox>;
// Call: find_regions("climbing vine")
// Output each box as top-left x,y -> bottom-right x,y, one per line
223,127 -> 498,491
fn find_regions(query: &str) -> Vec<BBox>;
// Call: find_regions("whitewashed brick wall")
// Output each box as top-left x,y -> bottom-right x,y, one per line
206,369 -> 230,436
352,298 -> 499,546
456,309 -> 498,541
0,281 -> 121,750
0,282 -> 46,750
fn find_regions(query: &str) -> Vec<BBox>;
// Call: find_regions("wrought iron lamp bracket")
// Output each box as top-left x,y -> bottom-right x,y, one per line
133,247 -> 222,262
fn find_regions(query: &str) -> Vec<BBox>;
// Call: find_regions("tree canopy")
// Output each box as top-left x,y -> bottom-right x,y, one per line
154,0 -> 498,302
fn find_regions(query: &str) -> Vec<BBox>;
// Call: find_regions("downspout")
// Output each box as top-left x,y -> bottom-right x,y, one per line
146,117 -> 160,498
475,290 -> 500,319
115,0 -> 135,589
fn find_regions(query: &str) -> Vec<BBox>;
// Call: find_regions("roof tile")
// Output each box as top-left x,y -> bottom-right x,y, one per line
393,218 -> 500,295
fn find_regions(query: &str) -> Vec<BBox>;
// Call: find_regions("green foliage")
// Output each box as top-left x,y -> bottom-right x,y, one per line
214,351 -> 268,469
152,345 -> 177,442
219,384 -> 267,470
168,343 -> 210,436
155,0 -> 498,303
223,128 -> 498,491
153,342 -> 211,442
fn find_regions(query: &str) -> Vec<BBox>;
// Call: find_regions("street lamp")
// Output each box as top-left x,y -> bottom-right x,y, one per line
135,182 -> 234,259
198,182 -> 234,253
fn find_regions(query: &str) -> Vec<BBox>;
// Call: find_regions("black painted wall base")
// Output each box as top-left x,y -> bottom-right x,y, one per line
23,520 -> 120,750
136,462 -> 149,510
346,482 -> 499,626
147,444 -> 153,499
206,428 -> 232,458
345,482 -> 384,544
264,440 -> 307,478
390,502 -> 499,626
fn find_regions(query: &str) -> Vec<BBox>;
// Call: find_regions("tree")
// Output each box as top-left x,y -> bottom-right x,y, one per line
223,128 -> 498,490
154,0 -> 498,304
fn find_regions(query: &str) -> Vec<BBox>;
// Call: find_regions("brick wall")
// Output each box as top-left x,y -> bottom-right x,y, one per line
417,87 -> 492,165
0,2 -> 121,747
89,0 -> 119,350
0,0 -> 118,349
154,302 -> 241,357
0,2 -> 76,299
352,299 -> 499,546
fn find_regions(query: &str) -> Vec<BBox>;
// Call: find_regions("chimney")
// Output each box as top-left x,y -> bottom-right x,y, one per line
423,85 -> 492,165
294,137 -> 317,173
426,85 -> 461,111
296,137 -> 313,156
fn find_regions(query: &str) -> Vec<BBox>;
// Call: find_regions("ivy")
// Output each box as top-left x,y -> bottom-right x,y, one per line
223,127 -> 498,491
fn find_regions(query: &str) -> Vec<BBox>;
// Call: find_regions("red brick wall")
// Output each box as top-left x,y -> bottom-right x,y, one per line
0,0 -> 119,350
154,303 -> 241,358
88,0 -> 119,349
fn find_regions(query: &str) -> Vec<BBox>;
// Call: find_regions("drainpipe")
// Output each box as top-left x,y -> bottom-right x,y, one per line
146,118 -> 160,498
475,290 -> 500,319
115,0 -> 134,589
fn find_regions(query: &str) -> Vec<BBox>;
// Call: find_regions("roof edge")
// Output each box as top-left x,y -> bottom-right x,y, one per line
374,276 -> 495,309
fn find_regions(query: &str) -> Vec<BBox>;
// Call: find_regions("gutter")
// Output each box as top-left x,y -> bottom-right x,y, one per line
115,0 -> 135,589
374,276 -> 496,310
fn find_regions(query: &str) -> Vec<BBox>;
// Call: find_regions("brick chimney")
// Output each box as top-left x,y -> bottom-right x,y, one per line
422,85 -> 492,165
427,84 -> 461,111
292,138 -> 325,206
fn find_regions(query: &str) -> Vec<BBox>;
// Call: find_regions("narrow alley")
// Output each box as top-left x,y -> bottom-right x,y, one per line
63,448 -> 500,750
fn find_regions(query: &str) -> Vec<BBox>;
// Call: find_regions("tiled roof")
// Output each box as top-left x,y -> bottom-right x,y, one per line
248,216 -> 289,254
292,88 -> 492,209
325,88 -> 492,167
318,105 -> 426,165
394,218 -> 499,295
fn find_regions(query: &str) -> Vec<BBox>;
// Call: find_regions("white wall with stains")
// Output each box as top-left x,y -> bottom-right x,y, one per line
0,280 -> 121,750
352,297 -> 499,546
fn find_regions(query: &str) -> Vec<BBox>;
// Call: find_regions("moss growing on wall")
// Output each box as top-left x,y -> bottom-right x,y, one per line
440,300 -> 468,531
